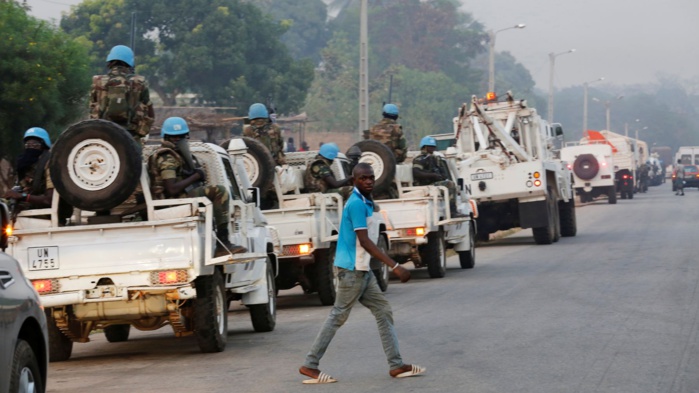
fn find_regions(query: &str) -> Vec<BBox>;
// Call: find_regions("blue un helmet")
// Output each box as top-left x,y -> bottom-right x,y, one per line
419,136 -> 437,149
382,103 -> 399,117
319,143 -> 340,160
161,117 -> 190,138
106,45 -> 135,67
24,127 -> 51,148
249,103 -> 269,120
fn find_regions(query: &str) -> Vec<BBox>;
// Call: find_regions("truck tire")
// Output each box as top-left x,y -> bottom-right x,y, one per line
194,269 -> 228,353
249,257 -> 277,332
558,196 -> 577,237
104,324 -> 131,342
371,235 -> 390,292
458,223 -> 476,269
573,154 -> 599,180
314,244 -> 336,306
45,310 -> 73,362
350,140 -> 396,195
420,230 -> 446,278
532,189 -> 556,245
607,185 -> 617,204
220,137 -> 276,194
50,119 -> 142,211
9,340 -> 44,393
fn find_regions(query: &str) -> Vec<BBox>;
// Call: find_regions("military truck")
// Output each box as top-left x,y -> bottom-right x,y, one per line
6,120 -> 279,361
446,92 -> 576,244
560,141 -> 616,204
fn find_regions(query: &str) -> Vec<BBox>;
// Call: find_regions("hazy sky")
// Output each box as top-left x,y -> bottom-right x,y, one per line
26,0 -> 699,91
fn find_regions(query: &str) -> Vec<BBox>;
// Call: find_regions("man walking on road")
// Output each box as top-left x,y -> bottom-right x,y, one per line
299,162 -> 425,384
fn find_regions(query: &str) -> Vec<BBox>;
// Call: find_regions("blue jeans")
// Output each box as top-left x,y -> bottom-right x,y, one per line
303,268 -> 404,370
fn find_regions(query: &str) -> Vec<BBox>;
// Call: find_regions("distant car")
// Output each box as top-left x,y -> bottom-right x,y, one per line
0,202 -> 48,393
682,165 -> 699,188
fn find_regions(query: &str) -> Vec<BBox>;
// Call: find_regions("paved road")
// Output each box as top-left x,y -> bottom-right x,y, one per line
47,183 -> 699,393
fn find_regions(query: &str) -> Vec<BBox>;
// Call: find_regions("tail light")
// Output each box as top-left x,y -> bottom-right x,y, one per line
533,179 -> 542,187
403,227 -> 426,237
281,243 -> 313,256
150,270 -> 188,285
32,279 -> 59,294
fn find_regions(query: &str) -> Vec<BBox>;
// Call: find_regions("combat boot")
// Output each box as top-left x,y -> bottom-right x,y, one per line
450,204 -> 468,218
215,227 -> 247,257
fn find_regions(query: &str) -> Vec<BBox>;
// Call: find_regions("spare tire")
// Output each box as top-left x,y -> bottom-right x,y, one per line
349,140 -> 396,195
573,154 -> 599,180
220,137 -> 275,194
50,120 -> 141,211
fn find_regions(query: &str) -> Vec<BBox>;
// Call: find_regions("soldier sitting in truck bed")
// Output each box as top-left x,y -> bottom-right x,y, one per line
303,143 -> 353,200
149,117 -> 247,256
412,136 -> 466,218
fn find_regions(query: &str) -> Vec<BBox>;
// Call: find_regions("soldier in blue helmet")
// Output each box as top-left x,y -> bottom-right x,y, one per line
412,136 -> 466,217
364,103 -> 408,163
4,128 -> 55,209
243,103 -> 286,166
148,117 -> 247,256
89,45 -> 154,144
303,143 -> 353,199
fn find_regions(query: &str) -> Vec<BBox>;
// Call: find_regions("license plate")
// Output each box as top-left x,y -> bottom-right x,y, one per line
471,172 -> 493,180
28,247 -> 59,271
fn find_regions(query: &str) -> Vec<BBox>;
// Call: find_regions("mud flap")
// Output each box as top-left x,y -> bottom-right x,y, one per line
519,200 -> 548,229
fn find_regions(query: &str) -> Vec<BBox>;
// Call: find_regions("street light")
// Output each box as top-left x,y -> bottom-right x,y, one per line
488,24 -> 526,92
592,95 -> 624,131
582,77 -> 604,136
547,48 -> 576,123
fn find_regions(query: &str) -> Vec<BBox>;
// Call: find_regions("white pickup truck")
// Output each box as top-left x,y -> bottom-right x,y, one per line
560,141 -> 617,204
6,120 -> 279,361
232,139 -> 389,303
372,149 -> 478,278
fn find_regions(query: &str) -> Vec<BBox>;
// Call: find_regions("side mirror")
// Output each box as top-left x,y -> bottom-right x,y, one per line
553,123 -> 564,137
246,187 -> 260,207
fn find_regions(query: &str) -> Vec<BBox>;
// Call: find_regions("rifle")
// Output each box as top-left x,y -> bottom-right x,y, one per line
266,95 -> 277,123
176,139 -> 204,193
7,184 -> 22,223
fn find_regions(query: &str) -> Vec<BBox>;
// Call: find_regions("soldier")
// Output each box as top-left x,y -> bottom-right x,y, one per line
243,103 -> 286,166
4,128 -> 54,210
89,45 -> 154,144
365,103 -> 408,163
304,143 -> 353,200
412,136 -> 466,218
675,159 -> 685,196
149,117 -> 247,256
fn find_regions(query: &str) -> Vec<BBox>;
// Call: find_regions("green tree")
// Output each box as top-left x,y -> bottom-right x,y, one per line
0,1 -> 91,161
61,0 -> 314,114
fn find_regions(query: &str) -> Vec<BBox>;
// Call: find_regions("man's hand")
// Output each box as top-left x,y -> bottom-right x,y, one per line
194,168 -> 206,182
392,264 -> 411,283
4,189 -> 23,200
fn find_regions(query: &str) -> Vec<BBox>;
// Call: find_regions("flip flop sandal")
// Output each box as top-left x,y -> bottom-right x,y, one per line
393,364 -> 426,378
302,371 -> 338,384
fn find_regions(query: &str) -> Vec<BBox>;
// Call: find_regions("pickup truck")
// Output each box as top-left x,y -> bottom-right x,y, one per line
6,120 -> 280,361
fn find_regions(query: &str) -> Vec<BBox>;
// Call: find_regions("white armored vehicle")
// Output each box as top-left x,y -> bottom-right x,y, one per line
6,120 -> 279,361
448,92 -> 577,244
560,141 -> 616,204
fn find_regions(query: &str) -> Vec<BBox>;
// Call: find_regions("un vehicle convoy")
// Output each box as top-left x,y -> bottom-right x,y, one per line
447,92 -> 577,244
581,130 -> 640,199
560,141 -> 617,204
6,120 -> 279,361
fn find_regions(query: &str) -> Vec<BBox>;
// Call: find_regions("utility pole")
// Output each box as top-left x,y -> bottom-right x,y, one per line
358,0 -> 369,139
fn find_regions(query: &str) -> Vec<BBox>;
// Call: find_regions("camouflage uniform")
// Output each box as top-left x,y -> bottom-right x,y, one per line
151,142 -> 230,227
90,65 -> 154,144
244,119 -> 286,166
303,156 -> 353,200
412,150 -> 457,207
16,151 -> 53,210
365,118 -> 407,163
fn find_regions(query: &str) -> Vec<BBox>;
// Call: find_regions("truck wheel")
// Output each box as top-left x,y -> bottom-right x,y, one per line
104,324 -> 131,342
194,269 -> 228,353
558,196 -> 577,237
350,140 -> 396,195
314,244 -> 336,306
608,185 -> 617,204
9,340 -> 44,393
458,223 -> 476,269
45,310 -> 73,362
371,235 -> 390,292
533,189 -> 556,245
220,137 -> 276,194
249,257 -> 277,332
49,119 -> 142,211
420,230 -> 446,278
573,154 -> 599,180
